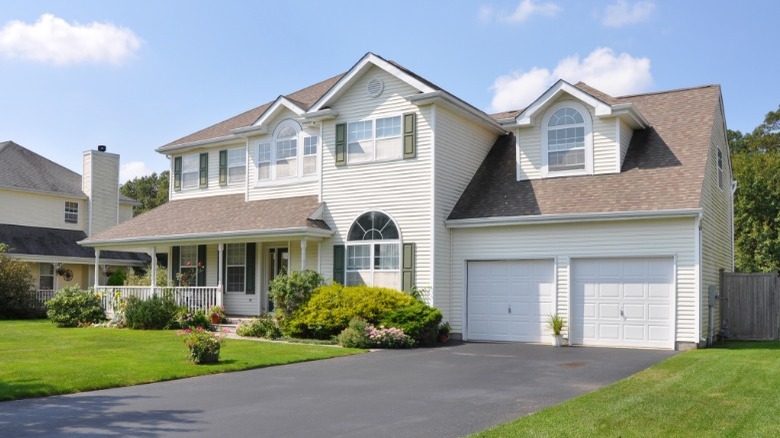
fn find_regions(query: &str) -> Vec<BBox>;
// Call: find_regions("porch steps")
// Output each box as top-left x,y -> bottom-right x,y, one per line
217,316 -> 253,334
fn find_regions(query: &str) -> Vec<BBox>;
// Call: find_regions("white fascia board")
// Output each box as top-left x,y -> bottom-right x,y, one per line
80,227 -> 334,247
303,108 -> 339,122
611,103 -> 649,129
445,208 -> 702,228
155,135 -> 239,154
308,52 -> 436,113
0,184 -> 88,200
250,96 -> 305,128
409,91 -> 506,135
6,253 -> 145,266
516,80 -> 612,126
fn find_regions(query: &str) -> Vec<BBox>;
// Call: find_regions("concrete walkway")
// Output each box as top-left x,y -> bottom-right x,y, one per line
0,342 -> 674,437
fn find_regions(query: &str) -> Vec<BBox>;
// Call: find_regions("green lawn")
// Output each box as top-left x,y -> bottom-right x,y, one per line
473,342 -> 780,437
0,320 -> 363,401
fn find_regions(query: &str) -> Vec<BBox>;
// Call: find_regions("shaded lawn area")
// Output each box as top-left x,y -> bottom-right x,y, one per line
473,341 -> 780,437
0,320 -> 363,402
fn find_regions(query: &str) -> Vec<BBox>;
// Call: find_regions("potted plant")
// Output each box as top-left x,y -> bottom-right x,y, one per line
438,321 -> 451,343
178,327 -> 225,364
208,305 -> 225,324
546,314 -> 566,347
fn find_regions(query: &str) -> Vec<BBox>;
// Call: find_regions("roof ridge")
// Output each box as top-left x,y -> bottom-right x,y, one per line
616,84 -> 720,100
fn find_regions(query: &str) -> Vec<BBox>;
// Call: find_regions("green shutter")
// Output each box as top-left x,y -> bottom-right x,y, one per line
335,123 -> 346,166
199,153 -> 208,188
333,245 -> 345,285
173,157 -> 182,191
219,150 -> 228,186
246,243 -> 256,294
171,246 -> 180,286
402,242 -> 415,293
403,112 -> 416,159
197,245 -> 207,286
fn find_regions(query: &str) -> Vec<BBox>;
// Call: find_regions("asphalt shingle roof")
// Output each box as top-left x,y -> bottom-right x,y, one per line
83,194 -> 330,244
450,84 -> 721,219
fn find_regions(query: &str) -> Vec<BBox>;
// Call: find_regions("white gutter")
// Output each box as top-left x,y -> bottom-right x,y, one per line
303,108 -> 339,122
5,253 -> 145,266
80,226 -> 334,247
155,134 -> 238,154
231,125 -> 268,137
445,208 -> 702,228
0,184 -> 88,200
409,91 -> 506,135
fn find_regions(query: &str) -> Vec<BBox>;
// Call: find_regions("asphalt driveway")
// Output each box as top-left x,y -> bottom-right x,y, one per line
0,342 -> 674,437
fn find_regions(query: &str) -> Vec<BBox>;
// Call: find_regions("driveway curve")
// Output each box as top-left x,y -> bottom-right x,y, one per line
0,342 -> 674,437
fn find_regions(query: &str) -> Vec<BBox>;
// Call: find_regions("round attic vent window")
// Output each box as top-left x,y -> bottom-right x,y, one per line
367,78 -> 384,97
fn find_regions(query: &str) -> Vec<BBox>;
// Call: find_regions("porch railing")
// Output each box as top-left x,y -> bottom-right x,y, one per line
95,286 -> 219,314
33,289 -> 57,307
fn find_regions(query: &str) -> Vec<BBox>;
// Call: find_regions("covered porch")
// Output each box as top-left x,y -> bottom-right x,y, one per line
79,194 -> 333,316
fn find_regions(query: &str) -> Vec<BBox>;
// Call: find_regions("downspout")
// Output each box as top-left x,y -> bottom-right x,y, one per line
694,212 -> 703,346
731,180 -> 738,270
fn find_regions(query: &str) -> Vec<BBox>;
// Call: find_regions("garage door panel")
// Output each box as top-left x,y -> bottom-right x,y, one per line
572,257 -> 674,349
467,260 -> 554,342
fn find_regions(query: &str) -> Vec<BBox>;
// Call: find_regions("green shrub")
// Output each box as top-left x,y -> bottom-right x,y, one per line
336,318 -> 372,348
287,284 -> 417,339
0,243 -> 46,319
106,269 -> 127,286
381,300 -> 442,345
45,287 -> 105,327
175,309 -> 212,330
124,293 -> 179,329
270,270 -> 324,327
236,314 -> 282,339
125,265 -> 169,287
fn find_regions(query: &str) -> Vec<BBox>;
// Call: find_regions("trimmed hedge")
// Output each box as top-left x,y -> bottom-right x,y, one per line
381,299 -> 442,346
45,287 -> 105,327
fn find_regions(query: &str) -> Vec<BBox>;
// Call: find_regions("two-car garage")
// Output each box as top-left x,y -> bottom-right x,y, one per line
466,257 -> 675,349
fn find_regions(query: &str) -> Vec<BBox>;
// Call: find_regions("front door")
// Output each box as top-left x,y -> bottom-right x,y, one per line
267,247 -> 289,312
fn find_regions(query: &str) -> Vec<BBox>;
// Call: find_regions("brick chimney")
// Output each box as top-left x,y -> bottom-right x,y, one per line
82,146 -> 119,236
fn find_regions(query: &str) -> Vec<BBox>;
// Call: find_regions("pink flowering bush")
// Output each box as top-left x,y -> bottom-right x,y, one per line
337,317 -> 413,349
178,327 -> 225,364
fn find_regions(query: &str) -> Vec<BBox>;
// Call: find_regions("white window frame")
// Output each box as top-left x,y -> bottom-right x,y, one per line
541,101 -> 593,178
227,147 -> 246,185
39,263 -> 54,290
226,243 -> 246,293
717,148 -> 724,190
347,115 -> 402,164
178,245 -> 199,286
345,211 -> 402,290
255,119 -> 318,185
181,154 -> 200,189
64,201 -> 78,224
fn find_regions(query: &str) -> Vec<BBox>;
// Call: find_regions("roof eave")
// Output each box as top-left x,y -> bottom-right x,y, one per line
409,91 -> 506,135
80,226 -> 334,248
155,135 -> 242,154
445,208 -> 702,228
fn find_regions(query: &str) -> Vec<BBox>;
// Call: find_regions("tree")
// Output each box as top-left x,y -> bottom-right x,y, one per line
120,171 -> 169,215
730,105 -> 780,272
0,243 -> 45,319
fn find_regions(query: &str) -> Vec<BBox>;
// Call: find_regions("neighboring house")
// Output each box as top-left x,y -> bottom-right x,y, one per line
81,53 -> 733,350
0,141 -> 146,296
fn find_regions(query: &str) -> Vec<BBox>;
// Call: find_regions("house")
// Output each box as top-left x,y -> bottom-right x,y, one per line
81,53 -> 733,350
0,141 -> 146,299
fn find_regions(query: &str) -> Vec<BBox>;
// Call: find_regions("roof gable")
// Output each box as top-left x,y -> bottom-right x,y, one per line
515,80 -> 613,126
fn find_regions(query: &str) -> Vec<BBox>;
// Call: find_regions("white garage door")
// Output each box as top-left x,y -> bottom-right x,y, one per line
467,260 -> 554,342
571,258 -> 674,349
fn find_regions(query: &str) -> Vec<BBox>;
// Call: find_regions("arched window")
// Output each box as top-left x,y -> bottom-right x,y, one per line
543,103 -> 592,176
346,211 -> 400,289
257,119 -> 318,181
274,122 -> 299,178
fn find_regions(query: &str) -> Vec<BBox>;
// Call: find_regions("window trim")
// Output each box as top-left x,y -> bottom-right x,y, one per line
717,148 -> 724,190
255,119 -> 319,185
180,154 -> 200,190
226,243 -> 246,293
541,101 -> 593,178
226,147 -> 247,185
347,115 -> 403,165
64,201 -> 78,224
39,263 -> 54,291
178,245 -> 199,286
344,210 -> 402,289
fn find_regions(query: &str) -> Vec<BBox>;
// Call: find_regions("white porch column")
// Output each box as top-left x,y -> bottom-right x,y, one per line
216,243 -> 224,307
93,249 -> 101,288
301,240 -> 307,270
149,247 -> 157,294
53,263 -> 61,291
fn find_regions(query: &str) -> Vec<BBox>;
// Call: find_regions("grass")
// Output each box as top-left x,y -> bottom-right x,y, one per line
473,341 -> 780,437
0,320 -> 363,402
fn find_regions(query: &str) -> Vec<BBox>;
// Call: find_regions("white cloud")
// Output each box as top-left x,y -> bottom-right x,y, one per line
0,14 -> 141,65
479,0 -> 561,24
489,47 -> 653,112
120,161 -> 153,183
602,0 -> 655,27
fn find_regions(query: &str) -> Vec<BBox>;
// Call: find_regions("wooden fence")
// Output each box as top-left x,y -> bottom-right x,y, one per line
720,272 -> 780,340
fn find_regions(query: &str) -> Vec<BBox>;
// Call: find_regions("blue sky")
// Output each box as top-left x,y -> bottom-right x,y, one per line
1,1 -> 777,182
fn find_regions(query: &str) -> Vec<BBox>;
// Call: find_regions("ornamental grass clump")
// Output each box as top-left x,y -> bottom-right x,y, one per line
178,327 -> 225,364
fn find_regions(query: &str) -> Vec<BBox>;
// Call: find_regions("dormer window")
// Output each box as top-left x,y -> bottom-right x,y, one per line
542,102 -> 593,177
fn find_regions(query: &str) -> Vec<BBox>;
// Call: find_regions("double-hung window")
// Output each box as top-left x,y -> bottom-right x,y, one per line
345,211 -> 401,289
228,148 -> 246,184
178,245 -> 198,286
348,116 -> 402,163
542,102 -> 592,177
181,154 -> 200,189
39,263 -> 54,290
64,201 -> 78,224
226,243 -> 246,293
256,120 -> 318,183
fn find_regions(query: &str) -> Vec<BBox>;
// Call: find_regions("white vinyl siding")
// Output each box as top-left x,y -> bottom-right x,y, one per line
593,115 -> 618,175
619,119 -> 633,169
516,126 -> 542,180
699,99 -> 733,340
433,105 -> 499,314
0,189 -> 85,231
319,66 -> 433,289
450,217 -> 698,344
